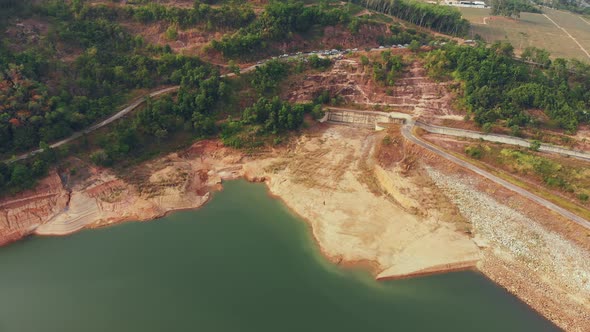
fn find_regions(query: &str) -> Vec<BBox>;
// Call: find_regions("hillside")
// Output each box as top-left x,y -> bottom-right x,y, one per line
460,6 -> 590,62
2,1 -> 590,329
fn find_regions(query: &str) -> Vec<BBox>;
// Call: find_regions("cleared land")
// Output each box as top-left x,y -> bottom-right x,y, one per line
542,8 -> 590,59
460,7 -> 590,61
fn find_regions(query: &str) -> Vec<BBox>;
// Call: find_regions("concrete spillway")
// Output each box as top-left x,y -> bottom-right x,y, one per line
325,109 -> 408,130
324,108 -> 590,162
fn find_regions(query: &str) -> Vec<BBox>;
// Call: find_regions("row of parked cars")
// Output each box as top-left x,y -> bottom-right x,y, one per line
254,43 -> 424,66
378,44 -> 410,49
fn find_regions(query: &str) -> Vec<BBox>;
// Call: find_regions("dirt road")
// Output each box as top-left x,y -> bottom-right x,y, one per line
543,13 -> 590,60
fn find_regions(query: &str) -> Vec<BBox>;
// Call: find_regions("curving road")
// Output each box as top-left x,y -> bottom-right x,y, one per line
7,55 -> 590,229
6,61 -> 267,164
401,123 -> 590,230
325,107 -> 590,230
9,86 -> 180,163
6,45 -> 410,163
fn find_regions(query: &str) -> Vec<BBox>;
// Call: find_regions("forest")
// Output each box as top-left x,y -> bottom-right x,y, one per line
3,0 -> 588,197
78,1 -> 256,30
0,0 -> 221,156
424,42 -> 590,132
0,0 -> 338,195
212,0 -> 351,58
356,0 -> 470,36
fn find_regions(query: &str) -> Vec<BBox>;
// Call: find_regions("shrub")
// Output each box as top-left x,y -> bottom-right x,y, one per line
90,150 -> 113,167
465,145 -> 483,159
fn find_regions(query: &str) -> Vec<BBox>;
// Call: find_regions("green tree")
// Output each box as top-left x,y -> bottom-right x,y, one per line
165,25 -> 178,40
408,40 -> 421,52
360,55 -> 369,66
228,60 -> 240,75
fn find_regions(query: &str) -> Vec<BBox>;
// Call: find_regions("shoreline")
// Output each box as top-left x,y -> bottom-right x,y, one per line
15,176 -> 560,329
1,127 -> 587,330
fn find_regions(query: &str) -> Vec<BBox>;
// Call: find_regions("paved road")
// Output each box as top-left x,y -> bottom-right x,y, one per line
325,107 -> 590,230
401,124 -> 590,230
324,107 -> 590,162
2,44 -> 451,163
9,86 -> 180,162
6,59 -> 274,163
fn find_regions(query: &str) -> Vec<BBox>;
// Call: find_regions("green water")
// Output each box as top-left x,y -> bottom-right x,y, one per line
0,180 -> 558,332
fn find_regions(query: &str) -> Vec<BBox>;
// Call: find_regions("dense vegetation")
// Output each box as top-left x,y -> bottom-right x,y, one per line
425,42 -> 590,132
356,0 -> 469,36
465,144 -> 590,202
0,0 -> 224,192
490,0 -> 542,18
378,23 -> 432,46
0,0 -> 216,156
78,1 -> 255,30
90,63 -> 224,167
212,0 -> 351,58
220,57 -> 328,148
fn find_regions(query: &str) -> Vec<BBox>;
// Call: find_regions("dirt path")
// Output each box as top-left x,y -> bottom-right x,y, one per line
543,13 -> 590,60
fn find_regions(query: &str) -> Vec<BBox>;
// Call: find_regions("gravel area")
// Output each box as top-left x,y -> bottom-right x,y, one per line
426,167 -> 590,331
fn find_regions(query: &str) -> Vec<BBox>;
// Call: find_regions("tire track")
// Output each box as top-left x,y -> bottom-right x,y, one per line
543,13 -> 590,60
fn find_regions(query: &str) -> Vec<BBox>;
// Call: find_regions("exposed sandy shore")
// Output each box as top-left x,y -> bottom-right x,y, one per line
1,124 -> 589,330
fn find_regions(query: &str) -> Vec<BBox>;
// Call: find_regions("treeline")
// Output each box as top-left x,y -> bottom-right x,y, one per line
212,1 -> 351,58
424,42 -> 590,132
77,1 -> 255,30
243,97 -> 307,134
378,23 -> 432,46
490,0 -> 542,18
356,0 -> 469,36
221,97 -> 319,148
0,61 -> 223,194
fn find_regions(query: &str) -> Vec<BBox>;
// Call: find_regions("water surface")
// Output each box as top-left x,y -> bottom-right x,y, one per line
0,180 -> 558,331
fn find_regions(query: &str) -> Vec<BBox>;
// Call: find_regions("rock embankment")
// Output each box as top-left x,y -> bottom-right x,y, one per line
0,141 -> 245,242
427,167 -> 590,332
0,172 -> 69,245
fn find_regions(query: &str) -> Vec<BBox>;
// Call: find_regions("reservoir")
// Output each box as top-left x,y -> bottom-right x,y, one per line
0,180 -> 558,331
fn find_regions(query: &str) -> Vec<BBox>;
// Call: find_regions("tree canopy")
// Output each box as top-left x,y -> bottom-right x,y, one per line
425,42 -> 590,132
356,0 -> 470,36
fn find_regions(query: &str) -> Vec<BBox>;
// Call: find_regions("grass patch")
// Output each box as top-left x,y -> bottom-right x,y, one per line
460,7 -> 590,62
453,143 -> 590,220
